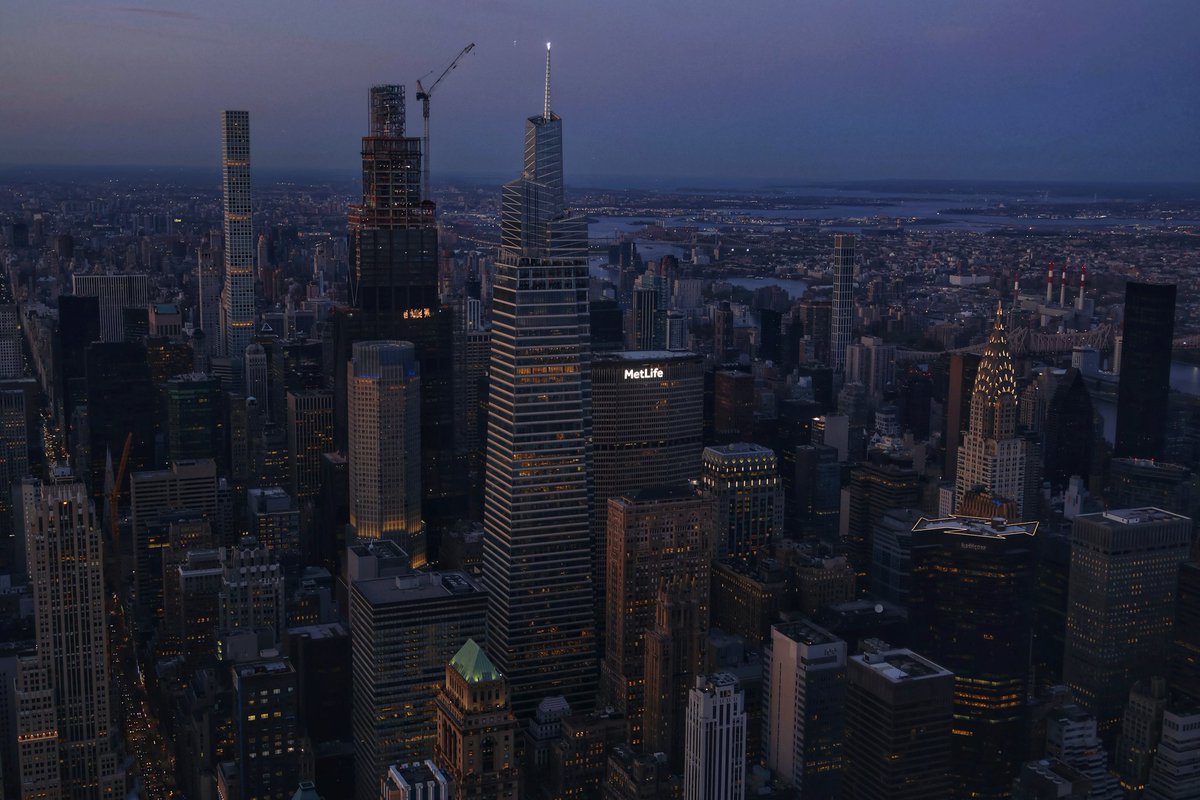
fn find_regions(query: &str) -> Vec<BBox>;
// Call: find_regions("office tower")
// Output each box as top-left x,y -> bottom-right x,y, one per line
909,514 -> 1037,799
19,475 -> 123,798
244,342 -> 268,404
1012,759 -> 1091,800
631,286 -> 659,350
954,304 -> 1028,515
842,649 -> 954,800
220,110 -> 256,358
840,454 -> 921,580
85,341 -> 156,496
830,234 -> 855,372
764,620 -> 846,796
943,352 -> 981,482
712,369 -> 755,443
348,341 -> 422,557
643,577 -> 708,770
589,299 -> 624,352
483,46 -> 597,720
381,762 -> 450,800
605,744 -> 677,799
0,305 -> 22,379
165,373 -> 220,462
796,300 -> 832,367
433,640 -> 521,800
1115,282 -> 1176,460
454,302 -> 492,520
684,673 -> 746,800
845,335 -> 895,399
709,559 -> 789,643
601,486 -> 713,741
165,548 -> 222,666
72,273 -> 152,343
246,486 -> 300,555
1171,562 -> 1200,706
286,622 -> 352,749
1144,708 -> 1200,799
232,658 -> 301,800
287,389 -> 333,502
1042,368 -> 1096,489
591,351 -> 704,628
350,571 -> 487,800
15,654 -> 62,799
1044,704 -> 1123,800
868,507 -> 923,605
0,390 -> 28,560
1064,508 -> 1192,739
1116,677 -> 1169,796
218,540 -> 285,643
129,459 -> 217,626
196,241 -> 223,357
1109,459 -> 1195,517
793,553 -> 857,615
713,301 -> 735,361
340,85 -> 458,543
701,443 -> 783,560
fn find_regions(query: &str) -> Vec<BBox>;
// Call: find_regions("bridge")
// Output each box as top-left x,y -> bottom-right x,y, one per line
897,323 -> 1117,361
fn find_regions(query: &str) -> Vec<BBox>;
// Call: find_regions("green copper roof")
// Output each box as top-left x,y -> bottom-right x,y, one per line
450,638 -> 502,684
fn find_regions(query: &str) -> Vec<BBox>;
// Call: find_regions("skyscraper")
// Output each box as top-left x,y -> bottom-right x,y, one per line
71,273 -> 152,344
701,442 -> 784,560
338,84 -> 459,544
482,45 -> 597,719
684,673 -> 747,800
909,513 -> 1037,799
1115,282 -> 1175,460
220,110 -> 256,359
231,658 -> 302,800
955,303 -> 1028,515
18,474 -> 123,799
764,620 -> 846,796
286,389 -> 333,503
1064,508 -> 1192,740
349,571 -> 487,800
433,640 -> 521,800
831,234 -> 855,372
348,341 -> 422,558
842,649 -> 955,800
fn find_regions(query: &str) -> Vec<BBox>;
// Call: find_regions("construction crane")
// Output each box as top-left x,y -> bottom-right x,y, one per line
109,432 -> 133,548
415,43 -> 475,202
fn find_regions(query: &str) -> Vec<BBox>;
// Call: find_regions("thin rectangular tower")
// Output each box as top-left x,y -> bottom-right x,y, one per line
220,110 -> 256,358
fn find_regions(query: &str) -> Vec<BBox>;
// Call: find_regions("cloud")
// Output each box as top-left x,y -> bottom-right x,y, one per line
114,6 -> 202,21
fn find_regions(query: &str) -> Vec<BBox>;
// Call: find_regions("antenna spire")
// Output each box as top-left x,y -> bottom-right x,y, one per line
544,42 -> 552,119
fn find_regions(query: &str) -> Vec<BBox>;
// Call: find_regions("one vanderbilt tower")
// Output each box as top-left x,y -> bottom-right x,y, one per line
220,110 -> 256,358
483,44 -> 597,719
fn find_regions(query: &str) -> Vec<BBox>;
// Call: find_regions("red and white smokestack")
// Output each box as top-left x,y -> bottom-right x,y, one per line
1059,264 -> 1067,307
1045,261 -> 1054,304
1076,263 -> 1086,311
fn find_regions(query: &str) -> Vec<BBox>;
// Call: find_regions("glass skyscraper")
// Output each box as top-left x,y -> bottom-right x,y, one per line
482,45 -> 597,719
220,110 -> 256,358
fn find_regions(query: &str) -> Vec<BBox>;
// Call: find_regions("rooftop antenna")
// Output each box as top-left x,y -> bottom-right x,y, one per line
544,41 -> 552,119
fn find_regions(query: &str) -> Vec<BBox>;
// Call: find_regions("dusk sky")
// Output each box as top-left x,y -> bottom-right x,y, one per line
2,0 -> 1198,186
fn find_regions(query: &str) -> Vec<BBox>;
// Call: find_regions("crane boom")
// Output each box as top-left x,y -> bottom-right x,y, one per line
415,43 -> 475,202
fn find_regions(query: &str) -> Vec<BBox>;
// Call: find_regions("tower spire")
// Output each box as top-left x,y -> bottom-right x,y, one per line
544,42 -> 552,119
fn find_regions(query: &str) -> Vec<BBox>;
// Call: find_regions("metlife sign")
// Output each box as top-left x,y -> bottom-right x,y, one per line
624,367 -> 665,380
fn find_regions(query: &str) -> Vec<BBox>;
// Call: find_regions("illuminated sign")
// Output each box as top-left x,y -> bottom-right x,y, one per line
624,367 -> 664,380
402,308 -> 432,320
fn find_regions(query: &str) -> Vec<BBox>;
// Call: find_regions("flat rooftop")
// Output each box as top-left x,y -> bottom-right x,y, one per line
912,515 -> 1038,538
1097,507 -> 1187,525
852,649 -> 951,682
773,619 -> 840,647
352,571 -> 483,606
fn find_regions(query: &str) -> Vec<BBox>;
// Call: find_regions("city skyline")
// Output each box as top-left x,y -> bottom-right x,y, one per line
2,1 -> 1199,184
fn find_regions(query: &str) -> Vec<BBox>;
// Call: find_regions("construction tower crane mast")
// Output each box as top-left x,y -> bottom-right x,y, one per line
415,42 -> 475,202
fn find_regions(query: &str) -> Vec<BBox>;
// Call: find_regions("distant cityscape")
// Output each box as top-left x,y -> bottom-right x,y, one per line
2,38 -> 1200,800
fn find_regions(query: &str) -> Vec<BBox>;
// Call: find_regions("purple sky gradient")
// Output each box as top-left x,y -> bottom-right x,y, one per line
2,0 -> 1198,184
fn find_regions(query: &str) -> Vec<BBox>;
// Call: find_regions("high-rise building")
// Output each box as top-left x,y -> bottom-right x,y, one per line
244,342 -> 268,407
943,353 -> 981,483
196,241 -> 222,357
601,486 -> 713,742
130,459 -> 218,625
909,513 -> 1037,798
218,539 -> 285,644
72,273 -> 152,344
840,454 -> 921,580
764,620 -> 846,796
287,389 -> 333,503
591,351 -> 703,630
381,762 -> 450,800
348,341 -> 422,559
701,443 -> 783,560
482,46 -> 597,719
1044,704 -> 1123,800
831,234 -> 855,372
165,373 -> 220,462
954,303 -> 1028,515
1116,677 -> 1169,796
85,341 -> 156,497
1171,562 -> 1200,706
683,673 -> 746,800
1064,508 -> 1192,739
338,84 -> 458,543
643,577 -> 708,771
18,475 -> 123,799
433,639 -> 521,800
0,304 -> 23,379
1115,282 -> 1176,460
220,110 -> 256,358
349,571 -> 487,800
842,649 -> 955,800
1144,708 -> 1200,800
232,658 -> 302,800
1011,759 -> 1091,800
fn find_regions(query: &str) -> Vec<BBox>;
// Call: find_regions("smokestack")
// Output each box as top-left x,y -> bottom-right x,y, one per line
1059,264 -> 1067,307
1046,261 -> 1054,304
1076,264 -> 1086,311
